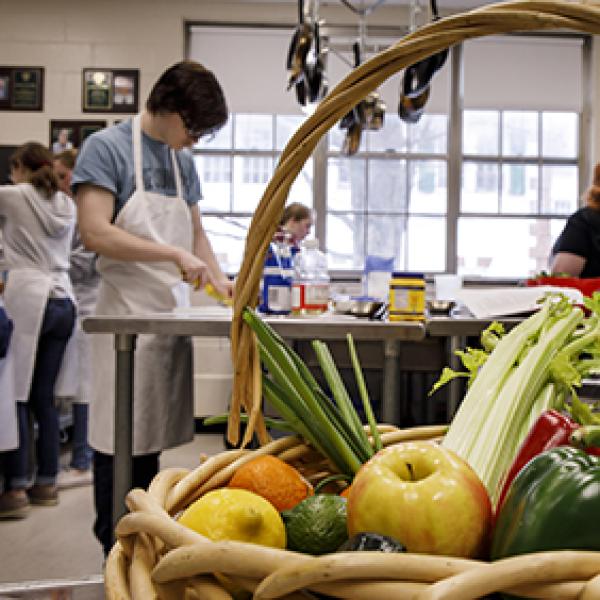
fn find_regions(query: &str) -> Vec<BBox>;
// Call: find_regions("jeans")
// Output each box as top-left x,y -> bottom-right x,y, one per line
93,450 -> 159,556
71,402 -> 92,470
4,298 -> 76,489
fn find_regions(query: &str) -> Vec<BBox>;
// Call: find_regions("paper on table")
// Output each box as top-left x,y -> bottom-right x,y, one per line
456,286 -> 584,319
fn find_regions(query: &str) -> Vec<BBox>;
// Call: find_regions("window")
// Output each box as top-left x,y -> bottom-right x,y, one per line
188,25 -> 587,279
193,113 -> 312,272
325,114 -> 448,271
459,109 -> 578,277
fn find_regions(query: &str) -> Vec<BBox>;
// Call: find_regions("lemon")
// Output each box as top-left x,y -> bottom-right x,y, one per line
178,488 -> 286,548
282,494 -> 348,555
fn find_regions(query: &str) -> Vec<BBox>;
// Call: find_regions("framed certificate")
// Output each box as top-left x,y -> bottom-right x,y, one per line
83,69 -> 113,112
82,68 -> 139,113
0,66 -> 44,111
50,119 -> 107,151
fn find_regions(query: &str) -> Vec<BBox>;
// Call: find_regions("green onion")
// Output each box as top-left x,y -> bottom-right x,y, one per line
203,413 -> 294,432
347,334 -> 382,452
243,308 -> 380,475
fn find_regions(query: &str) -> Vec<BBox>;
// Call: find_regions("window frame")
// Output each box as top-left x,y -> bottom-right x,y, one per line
187,24 -> 592,280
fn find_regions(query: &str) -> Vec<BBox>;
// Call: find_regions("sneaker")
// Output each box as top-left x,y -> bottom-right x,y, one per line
0,490 -> 30,519
28,484 -> 59,506
57,468 -> 93,490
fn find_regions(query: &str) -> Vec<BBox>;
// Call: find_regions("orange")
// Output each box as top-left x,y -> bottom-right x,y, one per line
340,485 -> 352,498
228,455 -> 313,512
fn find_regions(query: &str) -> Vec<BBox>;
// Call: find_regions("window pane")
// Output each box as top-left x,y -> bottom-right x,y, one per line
501,164 -> 538,214
541,165 -> 578,215
203,216 -> 250,274
407,217 -> 446,272
457,217 -> 567,277
327,157 -> 366,212
232,155 -> 273,212
367,215 -> 407,269
409,160 -> 447,214
276,115 -> 306,150
326,213 -> 365,269
502,111 -> 538,157
367,159 -> 407,213
366,116 -> 407,152
461,161 -> 499,213
542,112 -> 578,158
194,155 -> 231,212
286,157 -> 314,208
196,118 -> 232,150
234,114 -> 273,150
409,114 -> 448,154
463,110 -> 499,155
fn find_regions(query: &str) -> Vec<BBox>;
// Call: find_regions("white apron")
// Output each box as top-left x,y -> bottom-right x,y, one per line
0,299 -> 17,451
89,114 -> 194,455
3,268 -> 52,402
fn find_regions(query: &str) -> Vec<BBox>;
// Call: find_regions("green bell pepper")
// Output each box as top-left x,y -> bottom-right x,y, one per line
491,446 -> 600,560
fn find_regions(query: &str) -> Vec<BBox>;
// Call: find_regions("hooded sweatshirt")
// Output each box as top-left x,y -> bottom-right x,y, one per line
0,182 -> 75,299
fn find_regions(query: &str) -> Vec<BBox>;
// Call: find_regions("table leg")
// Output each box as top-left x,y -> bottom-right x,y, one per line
113,333 -> 136,532
381,339 -> 401,426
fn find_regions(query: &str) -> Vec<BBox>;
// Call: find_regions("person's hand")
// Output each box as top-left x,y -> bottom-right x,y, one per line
174,248 -> 211,289
212,276 -> 235,300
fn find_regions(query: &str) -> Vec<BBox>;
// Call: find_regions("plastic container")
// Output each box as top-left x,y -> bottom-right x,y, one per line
259,242 -> 293,315
291,239 -> 330,315
388,271 -> 426,321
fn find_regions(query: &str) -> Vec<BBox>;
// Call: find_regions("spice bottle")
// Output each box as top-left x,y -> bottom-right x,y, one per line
388,271 -> 426,321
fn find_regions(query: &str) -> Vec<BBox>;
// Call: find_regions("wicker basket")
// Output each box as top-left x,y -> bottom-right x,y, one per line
105,423 -> 600,599
106,1 -> 600,597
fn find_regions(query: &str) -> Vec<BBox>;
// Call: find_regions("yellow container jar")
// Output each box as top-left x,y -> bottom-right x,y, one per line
388,271 -> 426,321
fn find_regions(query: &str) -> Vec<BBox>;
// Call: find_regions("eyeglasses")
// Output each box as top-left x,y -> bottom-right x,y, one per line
179,112 -> 217,142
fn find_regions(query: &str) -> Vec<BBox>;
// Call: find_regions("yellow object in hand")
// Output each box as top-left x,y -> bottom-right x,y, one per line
205,282 -> 233,307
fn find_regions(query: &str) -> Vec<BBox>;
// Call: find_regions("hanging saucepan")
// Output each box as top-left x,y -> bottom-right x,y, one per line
398,0 -> 448,123
287,23 -> 313,91
363,91 -> 386,130
304,21 -> 328,104
340,41 -> 365,156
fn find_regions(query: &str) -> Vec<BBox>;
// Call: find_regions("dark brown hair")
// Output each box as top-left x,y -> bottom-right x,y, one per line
586,163 -> 600,211
53,148 -> 78,170
146,60 -> 228,136
280,202 -> 312,226
10,142 -> 59,198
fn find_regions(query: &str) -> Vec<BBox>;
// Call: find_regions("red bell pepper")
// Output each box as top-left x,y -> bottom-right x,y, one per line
496,410 -> 600,516
495,409 -> 578,513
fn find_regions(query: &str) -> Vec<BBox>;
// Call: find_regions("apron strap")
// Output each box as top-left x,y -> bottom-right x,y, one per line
170,149 -> 184,200
133,114 -> 184,200
132,114 -> 145,192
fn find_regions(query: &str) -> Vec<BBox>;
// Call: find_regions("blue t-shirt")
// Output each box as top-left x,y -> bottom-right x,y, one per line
71,119 -> 202,219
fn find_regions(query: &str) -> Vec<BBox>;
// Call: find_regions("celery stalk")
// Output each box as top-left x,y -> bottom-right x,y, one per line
445,303 -> 583,503
442,301 -> 552,458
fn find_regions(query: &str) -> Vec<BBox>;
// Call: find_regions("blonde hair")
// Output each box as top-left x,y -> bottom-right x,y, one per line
54,148 -> 78,170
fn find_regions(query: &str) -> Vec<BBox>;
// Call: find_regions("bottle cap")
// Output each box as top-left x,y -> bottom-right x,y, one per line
392,271 -> 424,279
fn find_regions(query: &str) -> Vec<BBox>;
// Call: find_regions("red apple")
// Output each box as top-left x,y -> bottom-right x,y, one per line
347,441 -> 491,558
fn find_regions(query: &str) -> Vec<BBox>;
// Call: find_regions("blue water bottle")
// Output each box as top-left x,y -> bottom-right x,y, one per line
259,242 -> 293,315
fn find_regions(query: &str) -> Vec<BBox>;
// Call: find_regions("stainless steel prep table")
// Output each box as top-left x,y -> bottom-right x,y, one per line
82,311 -> 425,530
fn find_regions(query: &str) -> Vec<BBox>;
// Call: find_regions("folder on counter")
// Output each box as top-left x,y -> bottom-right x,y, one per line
456,286 -> 584,319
